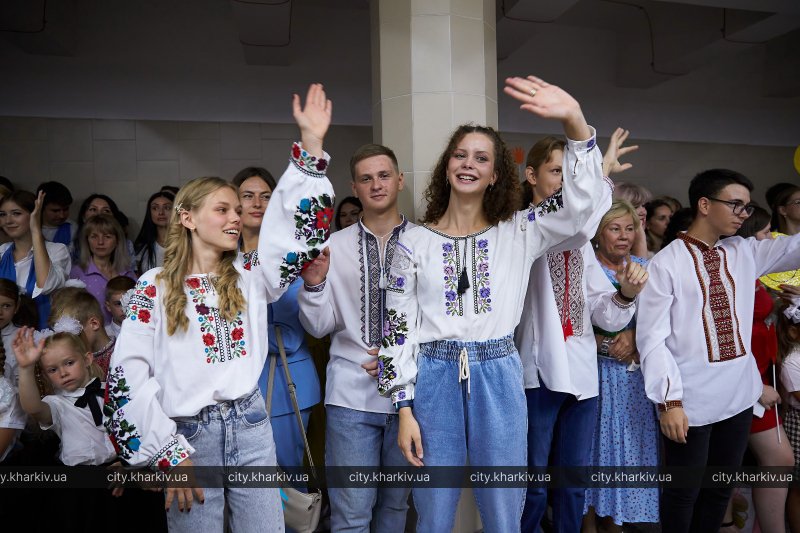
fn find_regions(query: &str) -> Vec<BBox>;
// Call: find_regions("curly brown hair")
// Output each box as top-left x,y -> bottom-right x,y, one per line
422,125 -> 521,226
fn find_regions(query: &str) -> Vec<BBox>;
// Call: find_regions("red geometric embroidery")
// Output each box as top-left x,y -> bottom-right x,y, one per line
680,233 -> 745,363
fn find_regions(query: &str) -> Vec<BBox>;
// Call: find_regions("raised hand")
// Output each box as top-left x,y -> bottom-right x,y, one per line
30,191 -> 45,234
12,327 -> 45,369
503,76 -> 589,140
603,128 -> 639,176
300,246 -> 330,287
616,259 -> 649,298
292,83 -> 332,159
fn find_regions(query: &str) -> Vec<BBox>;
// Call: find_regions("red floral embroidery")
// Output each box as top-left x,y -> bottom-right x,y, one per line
203,333 -> 216,346
137,309 -> 151,323
292,144 -> 301,159
186,278 -> 201,289
231,328 -> 244,341
316,207 -> 334,229
316,159 -> 327,171
144,285 -> 156,298
158,458 -> 170,472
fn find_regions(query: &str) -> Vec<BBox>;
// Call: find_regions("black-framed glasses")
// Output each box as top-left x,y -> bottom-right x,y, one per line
706,196 -> 755,216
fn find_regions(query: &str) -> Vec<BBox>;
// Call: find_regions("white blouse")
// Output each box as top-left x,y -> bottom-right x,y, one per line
41,381 -> 117,466
105,143 -> 334,471
516,241 -> 635,398
637,232 -> 800,426
298,217 -> 414,414
377,130 -> 605,404
0,240 -> 71,297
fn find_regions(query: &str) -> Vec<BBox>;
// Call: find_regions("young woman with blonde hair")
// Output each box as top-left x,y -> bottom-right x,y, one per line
104,84 -> 334,532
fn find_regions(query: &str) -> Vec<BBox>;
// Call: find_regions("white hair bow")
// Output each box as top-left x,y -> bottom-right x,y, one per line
32,315 -> 84,344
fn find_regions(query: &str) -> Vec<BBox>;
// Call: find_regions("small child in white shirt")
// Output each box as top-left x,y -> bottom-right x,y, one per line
104,275 -> 136,338
13,324 -> 113,465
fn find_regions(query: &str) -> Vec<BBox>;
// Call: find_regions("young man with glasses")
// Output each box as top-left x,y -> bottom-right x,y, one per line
637,168 -> 800,532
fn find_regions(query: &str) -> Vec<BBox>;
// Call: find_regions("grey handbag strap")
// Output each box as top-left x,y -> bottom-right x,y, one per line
267,326 -> 318,481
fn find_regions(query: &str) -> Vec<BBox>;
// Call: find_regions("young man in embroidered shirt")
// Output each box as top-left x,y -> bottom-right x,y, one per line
298,144 -> 412,532
517,129 -> 646,532
637,169 -> 800,532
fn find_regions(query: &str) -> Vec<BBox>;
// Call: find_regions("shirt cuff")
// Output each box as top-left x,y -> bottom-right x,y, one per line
657,400 -> 683,413
291,142 -> 330,177
303,279 -> 327,292
612,292 -> 636,308
391,384 -> 414,404
566,125 -> 597,152
149,434 -> 195,472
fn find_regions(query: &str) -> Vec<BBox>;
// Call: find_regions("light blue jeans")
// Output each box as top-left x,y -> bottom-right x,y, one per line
168,388 -> 284,533
412,335 -> 527,533
325,404 -> 410,532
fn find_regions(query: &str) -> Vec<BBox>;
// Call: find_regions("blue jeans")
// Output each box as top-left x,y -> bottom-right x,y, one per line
412,335 -> 527,533
521,383 -> 598,533
325,404 -> 410,533
168,388 -> 284,533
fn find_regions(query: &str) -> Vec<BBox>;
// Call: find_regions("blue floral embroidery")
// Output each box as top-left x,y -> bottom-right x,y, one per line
473,239 -> 492,313
442,242 -> 463,316
279,249 -> 319,288
293,194 -> 333,248
104,365 -> 142,461
377,354 -> 398,395
381,308 -> 408,348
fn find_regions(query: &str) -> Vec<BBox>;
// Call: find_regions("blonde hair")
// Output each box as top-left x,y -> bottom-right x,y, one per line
37,332 -> 103,396
49,288 -> 104,331
593,200 -> 642,243
157,177 -> 245,335
78,214 -> 131,273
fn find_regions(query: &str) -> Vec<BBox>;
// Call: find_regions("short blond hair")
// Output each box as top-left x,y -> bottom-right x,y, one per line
594,200 -> 641,242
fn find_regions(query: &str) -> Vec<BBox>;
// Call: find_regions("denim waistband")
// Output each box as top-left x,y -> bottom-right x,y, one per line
419,334 -> 516,362
191,388 -> 262,424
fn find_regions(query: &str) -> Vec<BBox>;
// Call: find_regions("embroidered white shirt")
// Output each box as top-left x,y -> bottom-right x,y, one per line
637,232 -> 800,426
377,129 -> 606,403
516,241 -> 635,398
298,217 -> 414,414
106,143 -> 334,471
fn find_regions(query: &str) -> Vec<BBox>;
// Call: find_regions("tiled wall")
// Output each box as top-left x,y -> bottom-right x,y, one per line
0,116 -> 371,233
0,116 -> 794,231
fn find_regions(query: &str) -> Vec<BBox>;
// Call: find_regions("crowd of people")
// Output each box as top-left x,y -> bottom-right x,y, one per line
0,79 -> 798,533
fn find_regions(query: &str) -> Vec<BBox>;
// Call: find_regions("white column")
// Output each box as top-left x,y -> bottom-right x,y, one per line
371,0 -> 497,221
